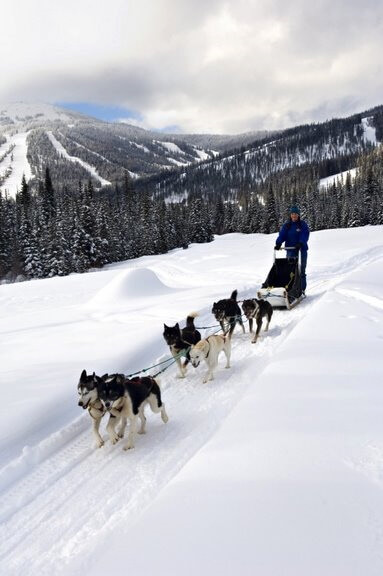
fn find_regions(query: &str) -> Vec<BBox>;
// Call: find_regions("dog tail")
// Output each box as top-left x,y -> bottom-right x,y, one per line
186,312 -> 198,328
230,289 -> 238,301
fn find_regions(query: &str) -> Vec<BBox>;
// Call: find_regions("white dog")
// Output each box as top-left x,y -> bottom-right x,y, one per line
189,334 -> 231,383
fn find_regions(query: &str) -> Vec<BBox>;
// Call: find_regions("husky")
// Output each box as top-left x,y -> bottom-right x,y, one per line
189,334 -> 231,383
77,369 -> 110,448
99,374 -> 169,451
241,298 -> 273,343
97,373 -> 129,445
163,313 -> 201,378
212,289 -> 245,338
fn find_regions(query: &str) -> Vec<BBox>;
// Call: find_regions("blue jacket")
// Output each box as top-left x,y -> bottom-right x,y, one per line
276,218 -> 310,256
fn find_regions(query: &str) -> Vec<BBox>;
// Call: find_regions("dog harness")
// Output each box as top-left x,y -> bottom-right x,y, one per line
88,400 -> 106,420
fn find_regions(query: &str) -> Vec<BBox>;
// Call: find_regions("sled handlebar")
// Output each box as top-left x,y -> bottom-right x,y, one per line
274,246 -> 298,251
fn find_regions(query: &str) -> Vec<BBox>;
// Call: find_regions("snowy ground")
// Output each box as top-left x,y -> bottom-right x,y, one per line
0,131 -> 33,197
0,226 -> 383,576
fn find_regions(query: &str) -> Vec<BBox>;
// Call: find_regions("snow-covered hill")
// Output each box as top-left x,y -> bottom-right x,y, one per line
0,102 -> 220,196
154,108 -> 382,202
0,226 -> 383,575
1,102 -> 382,200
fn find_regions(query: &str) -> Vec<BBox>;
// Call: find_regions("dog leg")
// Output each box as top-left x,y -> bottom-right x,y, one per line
92,417 -> 104,448
265,311 -> 272,332
147,393 -> 169,424
106,414 -> 121,445
161,404 -> 169,423
239,317 -> 246,334
227,320 -> 235,339
252,318 -> 262,344
175,356 -> 186,378
138,405 -> 147,434
248,317 -> 253,333
117,415 -> 127,438
224,342 -> 231,369
124,416 -> 137,450
203,360 -> 216,383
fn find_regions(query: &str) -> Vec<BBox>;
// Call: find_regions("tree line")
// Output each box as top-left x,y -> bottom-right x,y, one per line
1,145 -> 382,283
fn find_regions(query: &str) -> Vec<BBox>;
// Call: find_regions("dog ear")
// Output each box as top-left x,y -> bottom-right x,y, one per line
80,369 -> 87,380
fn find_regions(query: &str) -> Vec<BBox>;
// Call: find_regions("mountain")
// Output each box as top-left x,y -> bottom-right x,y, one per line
2,101 -> 381,202
143,105 -> 383,201
0,102 -> 271,197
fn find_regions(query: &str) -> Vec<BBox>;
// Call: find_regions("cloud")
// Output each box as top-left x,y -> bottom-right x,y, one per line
1,0 -> 383,133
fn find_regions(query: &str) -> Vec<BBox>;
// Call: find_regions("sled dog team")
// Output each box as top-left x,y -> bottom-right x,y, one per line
78,290 -> 273,450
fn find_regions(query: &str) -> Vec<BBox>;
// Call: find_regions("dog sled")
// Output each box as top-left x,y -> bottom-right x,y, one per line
257,247 -> 305,309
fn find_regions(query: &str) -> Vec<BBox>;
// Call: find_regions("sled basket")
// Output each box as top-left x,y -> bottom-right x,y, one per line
257,247 -> 304,309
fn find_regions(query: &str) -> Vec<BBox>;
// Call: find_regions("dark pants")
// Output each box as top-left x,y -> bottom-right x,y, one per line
300,251 -> 307,292
287,249 -> 307,292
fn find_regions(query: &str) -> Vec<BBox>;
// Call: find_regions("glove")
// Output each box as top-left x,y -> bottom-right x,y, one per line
295,242 -> 302,250
274,243 -> 281,250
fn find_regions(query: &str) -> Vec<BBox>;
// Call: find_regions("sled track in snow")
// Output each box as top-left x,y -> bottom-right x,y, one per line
0,246 -> 382,576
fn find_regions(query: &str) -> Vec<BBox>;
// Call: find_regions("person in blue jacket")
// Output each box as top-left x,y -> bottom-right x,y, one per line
274,205 -> 310,293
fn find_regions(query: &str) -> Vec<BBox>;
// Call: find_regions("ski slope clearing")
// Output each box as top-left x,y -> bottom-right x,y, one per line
0,227 -> 383,576
46,131 -> 111,186
0,132 -> 33,198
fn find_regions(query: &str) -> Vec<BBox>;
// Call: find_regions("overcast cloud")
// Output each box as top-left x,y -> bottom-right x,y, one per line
1,0 -> 383,133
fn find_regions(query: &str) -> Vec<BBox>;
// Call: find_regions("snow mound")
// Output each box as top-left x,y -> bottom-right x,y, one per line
89,268 -> 173,307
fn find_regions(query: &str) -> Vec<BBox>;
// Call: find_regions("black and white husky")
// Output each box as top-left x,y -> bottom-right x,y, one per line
189,334 -> 231,383
163,313 -> 201,378
241,298 -> 273,343
212,289 -> 245,337
78,369 -> 123,448
98,374 -> 169,451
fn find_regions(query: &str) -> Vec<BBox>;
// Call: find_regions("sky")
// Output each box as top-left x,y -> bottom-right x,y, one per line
0,226 -> 383,575
1,0 -> 383,133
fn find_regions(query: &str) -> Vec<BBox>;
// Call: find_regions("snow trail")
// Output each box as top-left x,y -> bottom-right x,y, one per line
0,240 -> 382,575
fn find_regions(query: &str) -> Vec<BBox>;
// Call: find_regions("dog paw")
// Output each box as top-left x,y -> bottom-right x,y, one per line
123,443 -> 135,451
117,430 -> 125,438
96,438 -> 104,448
138,429 -> 146,435
110,434 -> 120,445
176,373 -> 186,379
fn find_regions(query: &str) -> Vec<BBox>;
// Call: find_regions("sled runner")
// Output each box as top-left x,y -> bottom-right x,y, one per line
257,247 -> 305,309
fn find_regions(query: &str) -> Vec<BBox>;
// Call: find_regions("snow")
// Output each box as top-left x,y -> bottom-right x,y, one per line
1,226 -> 383,576
46,131 -> 111,187
0,101 -> 76,124
319,167 -> 357,189
319,117 -> 378,189
0,131 -> 33,198
167,156 -> 190,166
192,145 -> 212,161
362,116 -> 377,145
129,141 -> 150,153
157,140 -> 186,155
